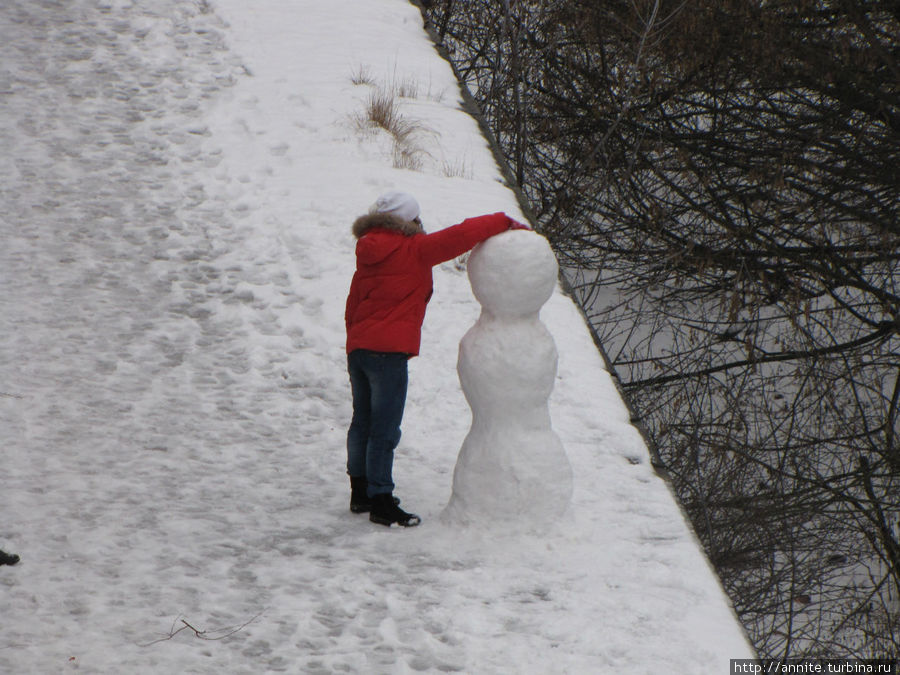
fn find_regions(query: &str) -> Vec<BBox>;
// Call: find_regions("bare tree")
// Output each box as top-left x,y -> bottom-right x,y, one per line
422,0 -> 899,659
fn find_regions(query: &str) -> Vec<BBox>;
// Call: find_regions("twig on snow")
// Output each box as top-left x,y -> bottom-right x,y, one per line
139,612 -> 262,647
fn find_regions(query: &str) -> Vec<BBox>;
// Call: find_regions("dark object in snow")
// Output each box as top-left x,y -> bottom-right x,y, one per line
349,476 -> 399,513
369,494 -> 421,527
349,475 -> 370,513
0,550 -> 20,566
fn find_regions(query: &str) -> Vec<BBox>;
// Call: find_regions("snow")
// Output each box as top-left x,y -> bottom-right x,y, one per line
468,230 -> 559,318
1,0 -> 755,672
446,231 -> 573,528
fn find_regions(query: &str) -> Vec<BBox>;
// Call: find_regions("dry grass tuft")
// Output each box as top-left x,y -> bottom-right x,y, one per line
351,65 -> 448,171
356,87 -> 433,171
441,156 -> 474,179
350,64 -> 375,86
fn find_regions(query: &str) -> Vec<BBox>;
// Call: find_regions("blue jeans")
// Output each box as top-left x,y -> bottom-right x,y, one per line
346,350 -> 409,497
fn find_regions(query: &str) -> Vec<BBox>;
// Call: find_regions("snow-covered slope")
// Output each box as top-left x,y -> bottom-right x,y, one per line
1,0 -> 754,671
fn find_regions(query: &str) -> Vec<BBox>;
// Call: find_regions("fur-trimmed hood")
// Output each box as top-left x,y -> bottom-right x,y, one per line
352,212 -> 422,239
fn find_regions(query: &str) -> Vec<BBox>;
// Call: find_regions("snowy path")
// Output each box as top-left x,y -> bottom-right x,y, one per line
2,1 -> 753,672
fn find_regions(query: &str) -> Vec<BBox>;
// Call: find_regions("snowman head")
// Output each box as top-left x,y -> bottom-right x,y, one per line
468,230 -> 558,318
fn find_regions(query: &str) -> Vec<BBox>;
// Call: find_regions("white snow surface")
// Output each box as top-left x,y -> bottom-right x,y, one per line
1,0 -> 755,672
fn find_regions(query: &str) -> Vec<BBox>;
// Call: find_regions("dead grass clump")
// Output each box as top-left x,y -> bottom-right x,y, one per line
350,64 -> 375,86
358,88 -> 433,171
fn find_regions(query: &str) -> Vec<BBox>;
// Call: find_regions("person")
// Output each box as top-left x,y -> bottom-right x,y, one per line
0,549 -> 20,566
344,191 -> 528,527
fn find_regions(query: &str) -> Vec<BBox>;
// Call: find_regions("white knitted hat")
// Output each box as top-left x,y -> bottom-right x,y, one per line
370,191 -> 420,222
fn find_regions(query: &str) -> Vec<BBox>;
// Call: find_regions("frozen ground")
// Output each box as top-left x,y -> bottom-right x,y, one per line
1,0 -> 754,672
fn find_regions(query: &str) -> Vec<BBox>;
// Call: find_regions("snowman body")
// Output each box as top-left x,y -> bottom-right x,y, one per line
444,230 -> 573,527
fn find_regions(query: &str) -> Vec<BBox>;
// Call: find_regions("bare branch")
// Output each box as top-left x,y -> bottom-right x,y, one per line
139,613 -> 263,648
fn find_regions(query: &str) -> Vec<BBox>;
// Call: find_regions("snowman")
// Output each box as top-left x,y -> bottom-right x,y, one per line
443,229 -> 573,528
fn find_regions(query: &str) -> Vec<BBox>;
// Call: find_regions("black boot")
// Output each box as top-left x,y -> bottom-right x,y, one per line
0,550 -> 20,566
349,476 -> 371,513
369,493 -> 420,527
349,476 -> 400,514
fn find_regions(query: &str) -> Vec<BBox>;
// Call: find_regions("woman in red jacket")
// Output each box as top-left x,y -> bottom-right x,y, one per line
345,191 -> 526,527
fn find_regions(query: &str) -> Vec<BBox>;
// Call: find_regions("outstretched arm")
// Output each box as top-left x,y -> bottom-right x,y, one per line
416,212 -> 527,267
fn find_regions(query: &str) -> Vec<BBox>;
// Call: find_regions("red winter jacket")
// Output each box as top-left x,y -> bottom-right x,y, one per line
345,211 -> 515,356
